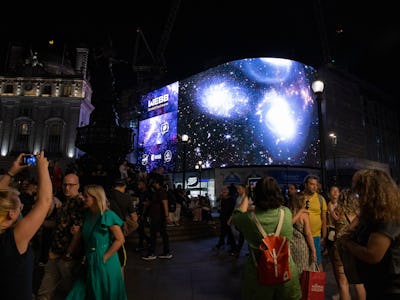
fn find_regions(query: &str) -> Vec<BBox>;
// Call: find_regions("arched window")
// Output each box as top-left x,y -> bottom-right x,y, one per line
16,122 -> 31,152
48,123 -> 62,154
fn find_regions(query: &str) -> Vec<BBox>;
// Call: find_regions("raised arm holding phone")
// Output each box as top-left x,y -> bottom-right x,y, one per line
0,151 -> 53,300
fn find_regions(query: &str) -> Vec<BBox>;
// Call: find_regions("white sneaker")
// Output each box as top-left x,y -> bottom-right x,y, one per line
141,254 -> 157,261
158,253 -> 173,259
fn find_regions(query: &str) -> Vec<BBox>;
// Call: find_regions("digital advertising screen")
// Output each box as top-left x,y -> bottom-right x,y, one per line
178,57 -> 319,170
138,82 -> 179,173
138,58 -> 319,173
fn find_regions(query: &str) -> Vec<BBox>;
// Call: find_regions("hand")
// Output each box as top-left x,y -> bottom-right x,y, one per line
9,153 -> 29,175
71,225 -> 81,235
35,150 -> 49,170
53,196 -> 62,208
311,252 -> 317,262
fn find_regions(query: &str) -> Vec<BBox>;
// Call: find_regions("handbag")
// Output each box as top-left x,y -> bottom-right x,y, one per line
300,264 -> 326,300
113,198 -> 139,236
123,214 -> 139,236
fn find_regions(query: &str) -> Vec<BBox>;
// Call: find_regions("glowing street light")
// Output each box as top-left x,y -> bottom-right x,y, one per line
181,134 -> 189,190
312,80 -> 327,192
329,132 -> 338,185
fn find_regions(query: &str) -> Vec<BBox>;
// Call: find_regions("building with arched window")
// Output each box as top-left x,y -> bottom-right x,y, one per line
0,45 -> 93,169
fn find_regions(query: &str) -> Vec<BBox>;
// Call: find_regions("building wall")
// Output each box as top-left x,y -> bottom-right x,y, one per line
320,65 -> 398,185
0,77 -> 93,169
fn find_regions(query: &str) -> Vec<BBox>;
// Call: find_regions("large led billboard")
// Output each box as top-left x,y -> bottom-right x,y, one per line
138,82 -> 179,172
138,58 -> 319,172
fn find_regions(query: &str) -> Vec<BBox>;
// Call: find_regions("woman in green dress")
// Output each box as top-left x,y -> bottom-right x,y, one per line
67,184 -> 127,300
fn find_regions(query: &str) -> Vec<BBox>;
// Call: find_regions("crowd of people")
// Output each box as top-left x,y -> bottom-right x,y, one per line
2,152 -> 400,300
216,173 -> 400,300
0,155 -> 179,299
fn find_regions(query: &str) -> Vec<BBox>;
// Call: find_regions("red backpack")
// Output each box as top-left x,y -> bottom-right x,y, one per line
251,208 -> 291,285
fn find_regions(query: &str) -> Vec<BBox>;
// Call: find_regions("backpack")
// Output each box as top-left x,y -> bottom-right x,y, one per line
250,208 -> 291,285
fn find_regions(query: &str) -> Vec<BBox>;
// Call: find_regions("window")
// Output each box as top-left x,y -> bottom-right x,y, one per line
4,84 -> 13,94
43,85 -> 52,95
15,122 -> 31,152
48,123 -> 62,154
19,107 -> 32,117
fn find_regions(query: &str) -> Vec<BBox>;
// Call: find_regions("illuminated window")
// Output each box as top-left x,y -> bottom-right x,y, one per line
16,122 -> 31,152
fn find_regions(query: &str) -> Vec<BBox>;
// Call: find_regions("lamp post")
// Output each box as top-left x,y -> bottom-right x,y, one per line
312,80 -> 327,192
329,132 -> 337,185
181,134 -> 189,190
195,160 -> 203,196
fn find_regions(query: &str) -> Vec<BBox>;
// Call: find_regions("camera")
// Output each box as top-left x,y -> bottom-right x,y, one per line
22,154 -> 37,166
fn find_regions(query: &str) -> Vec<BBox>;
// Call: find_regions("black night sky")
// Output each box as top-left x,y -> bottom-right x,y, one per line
1,1 -> 399,97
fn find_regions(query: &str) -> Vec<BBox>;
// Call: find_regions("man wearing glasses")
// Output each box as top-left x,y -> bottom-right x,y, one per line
36,173 -> 86,300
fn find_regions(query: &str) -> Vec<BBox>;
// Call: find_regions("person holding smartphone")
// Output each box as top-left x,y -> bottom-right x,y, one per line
0,151 -> 53,300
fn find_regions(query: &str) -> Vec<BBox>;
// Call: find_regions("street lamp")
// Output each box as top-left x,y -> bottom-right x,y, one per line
312,80 -> 327,192
329,132 -> 337,185
195,160 -> 203,196
181,134 -> 189,190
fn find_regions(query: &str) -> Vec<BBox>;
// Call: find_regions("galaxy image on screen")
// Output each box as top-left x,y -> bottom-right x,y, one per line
138,58 -> 320,172
178,57 -> 319,170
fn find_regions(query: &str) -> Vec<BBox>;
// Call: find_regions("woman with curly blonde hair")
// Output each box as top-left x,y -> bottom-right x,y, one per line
340,169 -> 400,300
331,188 -> 366,300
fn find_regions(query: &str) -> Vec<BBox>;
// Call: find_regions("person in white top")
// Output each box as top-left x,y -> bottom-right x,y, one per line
119,160 -> 129,179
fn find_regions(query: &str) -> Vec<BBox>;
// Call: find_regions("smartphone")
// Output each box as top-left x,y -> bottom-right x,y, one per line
22,154 -> 37,166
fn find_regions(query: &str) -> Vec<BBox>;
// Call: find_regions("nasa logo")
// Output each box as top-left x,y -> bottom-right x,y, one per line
164,150 -> 172,162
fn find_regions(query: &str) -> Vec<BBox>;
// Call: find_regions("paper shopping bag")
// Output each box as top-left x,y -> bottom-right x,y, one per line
300,268 -> 326,300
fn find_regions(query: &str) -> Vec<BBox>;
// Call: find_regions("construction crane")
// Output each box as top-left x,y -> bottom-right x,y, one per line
132,0 -> 182,91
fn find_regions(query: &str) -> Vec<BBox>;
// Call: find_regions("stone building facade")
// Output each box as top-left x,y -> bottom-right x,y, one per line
0,46 -> 93,169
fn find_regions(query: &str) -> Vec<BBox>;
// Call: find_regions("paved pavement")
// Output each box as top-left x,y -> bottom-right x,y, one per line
124,237 -> 339,300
